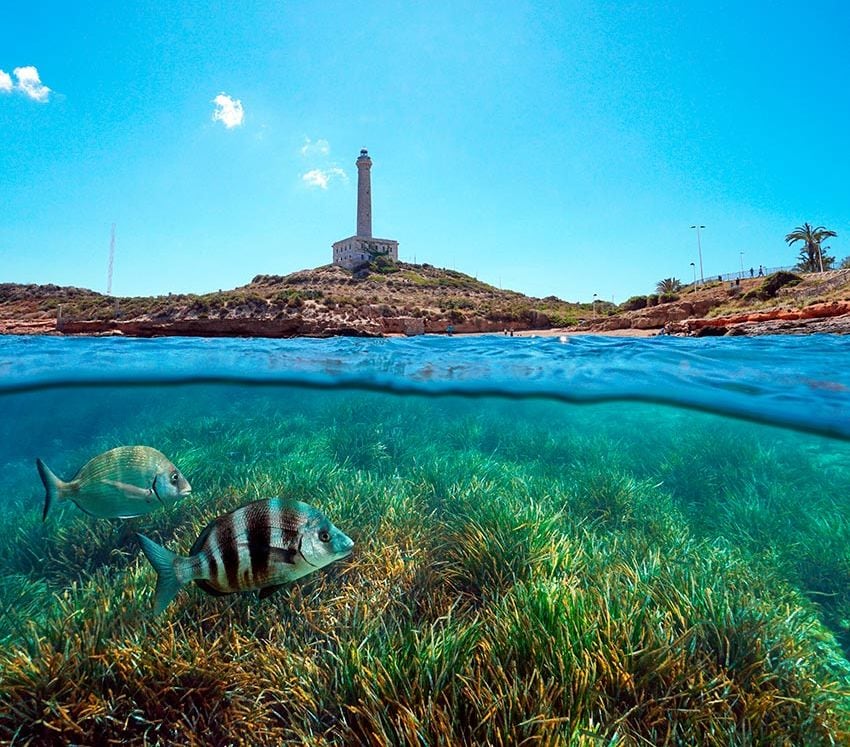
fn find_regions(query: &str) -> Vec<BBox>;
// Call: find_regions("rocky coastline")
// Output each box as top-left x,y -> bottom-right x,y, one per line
6,302 -> 850,339
4,267 -> 850,339
583,299 -> 850,337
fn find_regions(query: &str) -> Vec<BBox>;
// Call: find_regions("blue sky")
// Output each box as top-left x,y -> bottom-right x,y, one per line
1,1 -> 848,303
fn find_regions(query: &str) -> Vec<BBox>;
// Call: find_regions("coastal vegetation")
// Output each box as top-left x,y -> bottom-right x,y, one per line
786,223 -> 838,273
1,386 -> 849,744
655,277 -> 682,294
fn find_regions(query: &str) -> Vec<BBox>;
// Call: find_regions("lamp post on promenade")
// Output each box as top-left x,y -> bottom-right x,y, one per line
690,225 -> 705,284
740,251 -> 744,279
690,262 -> 696,292
819,245 -> 830,273
592,293 -> 598,318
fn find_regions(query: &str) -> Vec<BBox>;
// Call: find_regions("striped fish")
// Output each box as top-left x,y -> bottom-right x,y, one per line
37,445 -> 191,520
137,498 -> 354,614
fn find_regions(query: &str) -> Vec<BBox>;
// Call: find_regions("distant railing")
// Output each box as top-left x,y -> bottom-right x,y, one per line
784,268 -> 850,297
691,265 -> 797,286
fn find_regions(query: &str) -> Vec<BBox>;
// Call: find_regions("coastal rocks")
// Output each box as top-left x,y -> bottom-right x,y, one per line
594,298 -> 721,332
0,318 -> 58,335
697,316 -> 850,336
595,317 -> 634,331
592,296 -> 850,337
379,317 -> 426,336
3,308 -> 546,339
666,301 -> 850,336
57,318 -> 383,338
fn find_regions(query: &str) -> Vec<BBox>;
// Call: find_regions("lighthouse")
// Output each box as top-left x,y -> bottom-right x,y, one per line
356,148 -> 372,238
332,148 -> 399,269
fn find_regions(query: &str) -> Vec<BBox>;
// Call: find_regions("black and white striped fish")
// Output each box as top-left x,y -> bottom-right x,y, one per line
136,498 -> 354,614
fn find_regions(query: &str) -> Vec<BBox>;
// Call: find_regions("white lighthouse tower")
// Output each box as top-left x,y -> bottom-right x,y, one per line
332,148 -> 399,269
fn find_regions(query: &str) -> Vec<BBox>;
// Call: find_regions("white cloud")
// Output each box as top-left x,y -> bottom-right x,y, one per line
211,93 -> 244,129
0,70 -> 12,93
302,167 -> 347,190
302,169 -> 329,189
300,137 -> 330,157
13,66 -> 50,102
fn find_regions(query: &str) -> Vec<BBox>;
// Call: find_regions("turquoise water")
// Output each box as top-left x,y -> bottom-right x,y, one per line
2,334 -> 850,744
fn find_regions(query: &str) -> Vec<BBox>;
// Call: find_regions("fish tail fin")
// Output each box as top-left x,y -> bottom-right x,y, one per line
136,533 -> 188,614
36,458 -> 65,522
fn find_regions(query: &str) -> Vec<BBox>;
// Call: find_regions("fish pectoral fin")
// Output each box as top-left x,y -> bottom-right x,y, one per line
258,584 -> 286,600
194,579 -> 229,597
70,500 -> 102,518
268,547 -> 298,565
101,480 -> 155,500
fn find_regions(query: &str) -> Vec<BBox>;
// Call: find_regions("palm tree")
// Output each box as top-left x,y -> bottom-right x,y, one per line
655,278 -> 683,294
785,223 -> 837,272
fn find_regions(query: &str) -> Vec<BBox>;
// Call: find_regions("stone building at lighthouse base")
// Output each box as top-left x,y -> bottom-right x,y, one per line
332,236 -> 399,269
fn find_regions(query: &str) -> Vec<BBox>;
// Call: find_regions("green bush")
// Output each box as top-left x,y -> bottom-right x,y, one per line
623,296 -> 648,311
743,272 -> 802,302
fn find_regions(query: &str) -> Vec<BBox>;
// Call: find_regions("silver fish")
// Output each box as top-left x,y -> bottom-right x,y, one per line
37,445 -> 191,521
137,498 -> 354,614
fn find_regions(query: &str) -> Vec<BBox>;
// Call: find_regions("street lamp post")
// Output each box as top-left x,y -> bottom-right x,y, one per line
592,293 -> 598,318
739,251 -> 744,278
690,225 -> 706,284
690,262 -> 696,292
819,245 -> 830,273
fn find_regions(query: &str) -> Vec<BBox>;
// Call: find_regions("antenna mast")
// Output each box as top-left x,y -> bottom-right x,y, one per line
107,223 -> 116,295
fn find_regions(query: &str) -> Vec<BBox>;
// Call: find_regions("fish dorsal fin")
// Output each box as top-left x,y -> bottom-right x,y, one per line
189,521 -> 219,556
258,584 -> 286,600
77,446 -> 163,483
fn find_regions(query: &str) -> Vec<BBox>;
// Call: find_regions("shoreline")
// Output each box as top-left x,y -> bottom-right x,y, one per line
4,269 -> 850,340
2,318 -> 848,339
3,304 -> 850,341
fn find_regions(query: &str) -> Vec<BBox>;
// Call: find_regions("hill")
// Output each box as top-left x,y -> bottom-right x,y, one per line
0,261 -> 588,337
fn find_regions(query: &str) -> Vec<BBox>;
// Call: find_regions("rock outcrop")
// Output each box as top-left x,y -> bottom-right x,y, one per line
3,313 -> 524,338
665,301 -> 850,337
593,298 -> 721,332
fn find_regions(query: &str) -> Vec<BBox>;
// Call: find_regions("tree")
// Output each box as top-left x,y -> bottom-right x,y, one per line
839,256 -> 850,270
785,223 -> 837,272
655,277 -> 683,294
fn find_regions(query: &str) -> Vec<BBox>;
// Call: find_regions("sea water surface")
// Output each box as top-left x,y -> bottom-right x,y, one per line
1,334 -> 850,744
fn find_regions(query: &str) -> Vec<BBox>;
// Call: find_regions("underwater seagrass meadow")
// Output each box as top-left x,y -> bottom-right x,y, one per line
2,337 -> 850,745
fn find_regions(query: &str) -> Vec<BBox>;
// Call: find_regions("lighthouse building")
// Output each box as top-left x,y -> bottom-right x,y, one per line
332,149 -> 399,269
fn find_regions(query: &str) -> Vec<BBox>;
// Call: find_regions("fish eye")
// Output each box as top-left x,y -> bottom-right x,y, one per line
318,530 -> 331,543
170,472 -> 179,483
